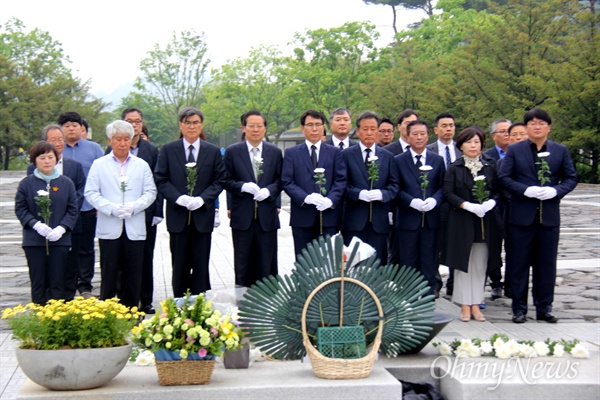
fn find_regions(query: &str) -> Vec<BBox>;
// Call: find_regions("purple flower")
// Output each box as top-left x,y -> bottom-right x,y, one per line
198,348 -> 207,358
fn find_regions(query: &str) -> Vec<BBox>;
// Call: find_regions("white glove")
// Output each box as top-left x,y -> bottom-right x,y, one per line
112,204 -> 131,219
152,217 -> 163,226
316,197 -> 333,212
524,186 -> 542,198
358,190 -> 371,202
463,202 -> 486,218
33,221 -> 53,237
388,212 -> 394,225
421,198 -> 437,212
409,198 -> 425,211
187,196 -> 204,211
121,203 -> 134,218
304,193 -> 320,205
213,212 -> 221,228
176,195 -> 193,207
241,182 -> 260,195
538,187 -> 557,200
367,190 -> 383,202
481,199 -> 496,213
253,188 -> 270,202
46,226 -> 66,242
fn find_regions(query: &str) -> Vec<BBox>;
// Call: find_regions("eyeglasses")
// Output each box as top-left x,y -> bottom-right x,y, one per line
379,129 -> 393,134
126,119 -> 143,125
493,130 -> 509,135
304,123 -> 324,129
246,124 -> 265,130
47,138 -> 64,144
183,121 -> 202,127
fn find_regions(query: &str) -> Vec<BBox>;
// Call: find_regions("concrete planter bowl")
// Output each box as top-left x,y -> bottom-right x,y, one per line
399,312 -> 454,355
16,343 -> 132,390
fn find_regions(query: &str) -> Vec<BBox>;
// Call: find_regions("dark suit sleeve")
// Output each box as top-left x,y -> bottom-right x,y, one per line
343,151 -> 363,202
72,162 -> 86,210
282,148 -> 310,206
264,149 -> 283,200
326,149 -> 347,207
498,146 -> 529,198
59,178 -> 80,231
15,178 -> 37,228
431,158 -> 446,205
443,165 -> 465,209
155,144 -> 185,203
199,147 -> 226,203
554,144 -> 578,198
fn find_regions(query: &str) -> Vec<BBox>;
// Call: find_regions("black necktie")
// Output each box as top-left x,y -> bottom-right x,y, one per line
365,148 -> 372,168
404,145 -> 410,153
311,145 -> 318,168
445,145 -> 451,167
415,154 -> 423,168
187,145 -> 195,163
339,142 -> 345,150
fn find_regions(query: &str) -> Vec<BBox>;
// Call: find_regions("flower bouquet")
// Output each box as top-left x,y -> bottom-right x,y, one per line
131,292 -> 242,385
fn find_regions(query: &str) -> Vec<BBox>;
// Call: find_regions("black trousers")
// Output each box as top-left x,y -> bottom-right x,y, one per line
140,221 -> 157,307
98,228 -> 144,308
231,220 -> 278,288
397,226 -> 438,296
169,224 -> 212,297
24,246 -> 69,304
508,222 -> 559,314
343,224 -> 388,266
292,214 -> 338,260
75,210 -> 97,294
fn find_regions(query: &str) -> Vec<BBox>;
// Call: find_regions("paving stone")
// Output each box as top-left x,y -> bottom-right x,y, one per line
554,285 -> 583,295
567,302 -> 600,310
580,289 -> 600,300
557,295 -> 589,303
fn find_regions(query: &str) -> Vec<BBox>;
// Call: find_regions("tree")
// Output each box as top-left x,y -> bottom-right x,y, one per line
363,0 -> 436,34
0,18 -> 106,169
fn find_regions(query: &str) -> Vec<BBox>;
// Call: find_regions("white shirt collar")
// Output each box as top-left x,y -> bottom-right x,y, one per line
305,140 -> 321,152
331,136 -> 350,148
409,148 -> 426,163
359,142 -> 376,156
399,138 -> 410,151
183,138 -> 200,150
246,141 -> 263,154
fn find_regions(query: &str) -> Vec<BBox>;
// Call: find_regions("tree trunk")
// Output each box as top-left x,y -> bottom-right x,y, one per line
3,145 -> 10,171
392,5 -> 398,35
592,148 -> 599,184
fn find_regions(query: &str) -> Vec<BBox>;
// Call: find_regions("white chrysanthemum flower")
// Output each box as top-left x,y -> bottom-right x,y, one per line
253,156 -> 263,163
553,344 -> 565,357
473,175 -> 486,181
570,343 -> 590,359
533,341 -> 550,357
537,152 -> 550,158
119,176 -> 129,183
493,338 -> 505,351
480,341 -> 493,355
185,162 -> 197,168
468,345 -> 482,358
37,190 -> 50,196
314,167 -> 325,174
419,165 -> 433,172
496,344 -> 512,359
368,156 -> 379,162
438,342 -> 453,356
518,344 -> 536,358
505,339 -> 519,357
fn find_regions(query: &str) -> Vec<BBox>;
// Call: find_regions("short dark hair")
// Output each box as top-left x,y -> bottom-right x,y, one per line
456,126 -> 486,151
30,141 -> 59,165
81,119 -> 89,132
378,117 -> 394,128
179,107 -> 204,123
330,108 -> 351,121
406,120 -> 429,135
356,111 -> 379,129
508,122 -> 526,134
396,109 -> 418,126
241,110 -> 267,127
301,110 -> 326,126
141,125 -> 149,138
40,124 -> 64,140
122,107 -> 144,120
523,108 -> 552,125
434,112 -> 455,126
58,111 -> 83,126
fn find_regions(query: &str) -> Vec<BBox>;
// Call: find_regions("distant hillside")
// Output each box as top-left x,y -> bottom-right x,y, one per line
95,81 -> 135,112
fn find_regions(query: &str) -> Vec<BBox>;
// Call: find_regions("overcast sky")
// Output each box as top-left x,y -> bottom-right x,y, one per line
2,0 -> 424,96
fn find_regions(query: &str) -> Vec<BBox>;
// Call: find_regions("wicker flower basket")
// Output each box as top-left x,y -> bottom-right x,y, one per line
301,277 -> 384,380
155,359 -> 216,386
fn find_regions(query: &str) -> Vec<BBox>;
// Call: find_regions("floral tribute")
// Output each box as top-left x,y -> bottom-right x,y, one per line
433,333 -> 589,359
131,292 -> 242,360
1,297 -> 142,350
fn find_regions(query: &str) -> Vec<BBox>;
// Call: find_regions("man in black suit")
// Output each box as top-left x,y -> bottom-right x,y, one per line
282,110 -> 347,258
483,118 -> 512,300
27,125 -> 85,300
377,118 -> 395,147
224,110 -> 283,287
342,111 -> 397,262
324,108 -> 357,150
391,120 -> 445,296
499,108 -> 577,324
154,107 -> 225,297
384,109 -> 418,156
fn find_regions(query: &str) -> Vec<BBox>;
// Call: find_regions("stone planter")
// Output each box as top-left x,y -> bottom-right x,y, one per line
16,343 -> 132,390
399,312 -> 454,355
223,342 -> 250,369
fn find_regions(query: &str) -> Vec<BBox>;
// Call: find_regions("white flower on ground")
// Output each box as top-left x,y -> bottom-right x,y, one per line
553,344 -> 565,357
480,341 -> 493,355
419,165 -> 433,172
455,339 -> 473,357
533,341 -> 550,357
314,167 -> 325,174
537,152 -> 550,158
570,343 -> 590,359
493,338 -> 505,351
505,339 -> 519,357
468,345 -> 482,358
135,350 -> 155,366
185,162 -> 197,168
438,342 -> 453,356
37,190 -> 49,196
518,344 -> 536,358
496,343 -> 512,359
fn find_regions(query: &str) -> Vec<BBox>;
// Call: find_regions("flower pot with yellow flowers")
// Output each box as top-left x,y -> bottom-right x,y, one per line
131,291 -> 242,386
1,297 -> 142,391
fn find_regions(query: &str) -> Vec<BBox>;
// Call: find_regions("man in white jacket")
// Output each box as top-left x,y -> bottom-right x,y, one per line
85,120 -> 156,307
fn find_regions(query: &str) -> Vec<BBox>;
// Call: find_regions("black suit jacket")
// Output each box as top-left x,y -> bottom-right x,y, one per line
154,139 -> 225,233
224,142 -> 283,231
27,158 -> 85,210
384,140 -> 409,156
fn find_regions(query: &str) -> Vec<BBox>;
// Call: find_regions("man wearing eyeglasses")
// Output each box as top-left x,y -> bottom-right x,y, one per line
377,118 -> 395,147
282,109 -> 347,258
499,108 -> 577,324
154,107 -> 226,297
27,125 -> 85,299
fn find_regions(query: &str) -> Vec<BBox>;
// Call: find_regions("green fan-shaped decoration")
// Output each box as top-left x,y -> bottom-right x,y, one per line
238,235 -> 436,360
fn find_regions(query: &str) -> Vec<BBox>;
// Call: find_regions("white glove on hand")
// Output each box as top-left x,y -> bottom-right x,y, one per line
463,202 -> 486,218
213,212 -> 221,228
538,187 -> 557,200
187,196 -> 204,211
367,190 -> 383,202
46,226 -> 66,242
421,198 -> 437,212
524,186 -> 542,198
358,190 -> 371,202
481,199 -> 496,213
112,204 -> 130,219
253,188 -> 270,202
304,193 -> 319,205
152,217 -> 163,226
316,197 -> 333,212
409,198 -> 425,212
120,203 -> 134,218
241,182 -> 260,195
33,221 -> 53,237
388,212 -> 394,225
176,195 -> 193,208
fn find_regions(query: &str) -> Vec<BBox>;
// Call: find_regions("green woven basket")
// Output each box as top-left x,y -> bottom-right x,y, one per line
317,325 -> 366,359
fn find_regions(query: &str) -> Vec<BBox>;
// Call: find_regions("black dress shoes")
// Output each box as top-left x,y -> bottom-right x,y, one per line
536,312 -> 559,323
491,287 -> 503,300
512,312 -> 527,323
141,305 -> 155,314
